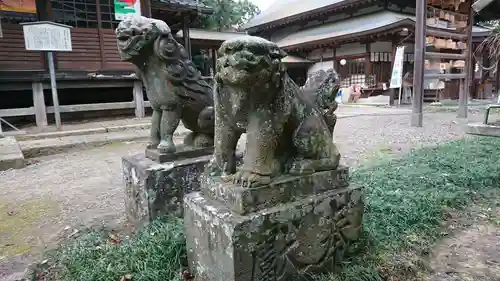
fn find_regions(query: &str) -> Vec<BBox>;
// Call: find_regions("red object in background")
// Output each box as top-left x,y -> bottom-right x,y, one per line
121,0 -> 137,6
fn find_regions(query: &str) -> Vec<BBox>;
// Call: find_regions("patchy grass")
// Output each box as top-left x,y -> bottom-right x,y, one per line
321,135 -> 500,281
30,218 -> 186,281
30,136 -> 500,281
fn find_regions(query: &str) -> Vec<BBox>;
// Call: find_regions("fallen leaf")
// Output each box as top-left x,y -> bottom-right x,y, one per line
68,229 -> 79,238
119,274 -> 133,281
109,233 -> 120,244
180,270 -> 194,280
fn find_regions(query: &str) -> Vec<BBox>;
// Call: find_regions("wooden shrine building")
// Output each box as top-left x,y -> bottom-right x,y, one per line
0,0 -> 219,129
244,0 -> 498,103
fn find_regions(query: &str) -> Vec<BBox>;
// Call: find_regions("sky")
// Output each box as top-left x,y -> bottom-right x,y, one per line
250,0 -> 273,12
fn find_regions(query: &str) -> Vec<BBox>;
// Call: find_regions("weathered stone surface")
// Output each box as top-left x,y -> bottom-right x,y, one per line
184,36 -> 363,281
0,136 -> 25,171
201,167 -> 349,215
467,122 -> 500,137
146,145 -> 214,163
184,174 -> 364,281
205,36 -> 340,188
116,16 -> 214,154
301,68 -> 340,134
122,152 -> 211,228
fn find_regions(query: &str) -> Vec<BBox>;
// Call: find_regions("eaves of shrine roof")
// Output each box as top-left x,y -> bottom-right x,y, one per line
156,0 -> 214,14
276,11 -> 493,49
244,0 -> 367,30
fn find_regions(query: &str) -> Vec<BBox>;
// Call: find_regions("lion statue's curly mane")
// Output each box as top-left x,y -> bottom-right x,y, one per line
116,16 -> 214,153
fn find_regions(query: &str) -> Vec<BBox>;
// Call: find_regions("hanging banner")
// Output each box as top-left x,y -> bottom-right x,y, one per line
389,45 -> 406,89
0,0 -> 37,13
114,0 -> 141,20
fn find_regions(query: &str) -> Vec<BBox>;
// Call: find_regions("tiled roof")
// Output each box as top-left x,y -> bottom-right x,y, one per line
282,55 -> 314,64
156,0 -> 213,13
244,0 -> 355,29
276,11 -> 412,48
245,0 -> 500,30
275,11 -> 493,49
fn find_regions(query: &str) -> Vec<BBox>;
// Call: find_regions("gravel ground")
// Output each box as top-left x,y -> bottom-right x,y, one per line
0,107 -> 485,279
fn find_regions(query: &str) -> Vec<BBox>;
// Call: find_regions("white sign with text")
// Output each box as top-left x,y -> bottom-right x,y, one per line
22,22 -> 72,52
389,46 -> 405,89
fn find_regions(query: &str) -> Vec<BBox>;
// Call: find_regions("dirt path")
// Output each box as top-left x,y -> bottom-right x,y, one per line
0,109 -> 489,280
427,206 -> 500,281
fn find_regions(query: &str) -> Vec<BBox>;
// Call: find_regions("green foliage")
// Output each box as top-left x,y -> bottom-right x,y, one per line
31,136 -> 500,281
197,0 -> 260,31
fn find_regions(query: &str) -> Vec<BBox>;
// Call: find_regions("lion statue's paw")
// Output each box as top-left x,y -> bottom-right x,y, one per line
232,170 -> 271,188
157,139 -> 176,154
289,159 -> 317,175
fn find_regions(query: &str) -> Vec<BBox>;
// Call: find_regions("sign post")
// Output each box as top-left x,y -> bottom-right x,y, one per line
20,21 -> 72,130
389,45 -> 406,106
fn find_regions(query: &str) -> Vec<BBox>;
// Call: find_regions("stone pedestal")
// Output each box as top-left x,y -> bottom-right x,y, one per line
122,146 -> 214,229
0,136 -> 25,171
184,166 -> 364,281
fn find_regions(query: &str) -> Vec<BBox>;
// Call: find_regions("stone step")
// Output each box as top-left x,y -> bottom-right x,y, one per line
18,124 -> 193,158
0,136 -> 25,171
19,130 -> 150,158
16,123 -> 151,141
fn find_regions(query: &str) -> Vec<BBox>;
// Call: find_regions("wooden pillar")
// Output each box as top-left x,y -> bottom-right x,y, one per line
182,12 -> 192,60
35,0 -> 50,70
32,82 -> 48,128
96,0 -> 105,70
211,48 -> 217,76
365,43 -> 372,75
133,81 -> 145,118
458,3 -> 473,118
332,48 -> 338,70
496,61 -> 500,98
141,0 -> 152,17
412,0 -> 426,127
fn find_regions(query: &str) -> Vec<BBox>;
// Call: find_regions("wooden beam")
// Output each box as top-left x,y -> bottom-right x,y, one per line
0,107 -> 36,117
46,102 -> 135,113
133,81 -> 145,118
427,29 -> 467,41
96,0 -> 105,70
458,2 -> 474,118
412,0 -> 426,127
424,73 -> 467,79
425,52 -> 467,60
32,82 -> 47,128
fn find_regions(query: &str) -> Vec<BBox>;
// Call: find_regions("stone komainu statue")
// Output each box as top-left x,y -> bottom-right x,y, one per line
115,16 -> 214,153
207,36 -> 340,187
302,68 -> 340,134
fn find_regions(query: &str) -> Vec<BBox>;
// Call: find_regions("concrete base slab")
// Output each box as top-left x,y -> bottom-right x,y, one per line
0,136 -> 25,171
467,122 -> 500,137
